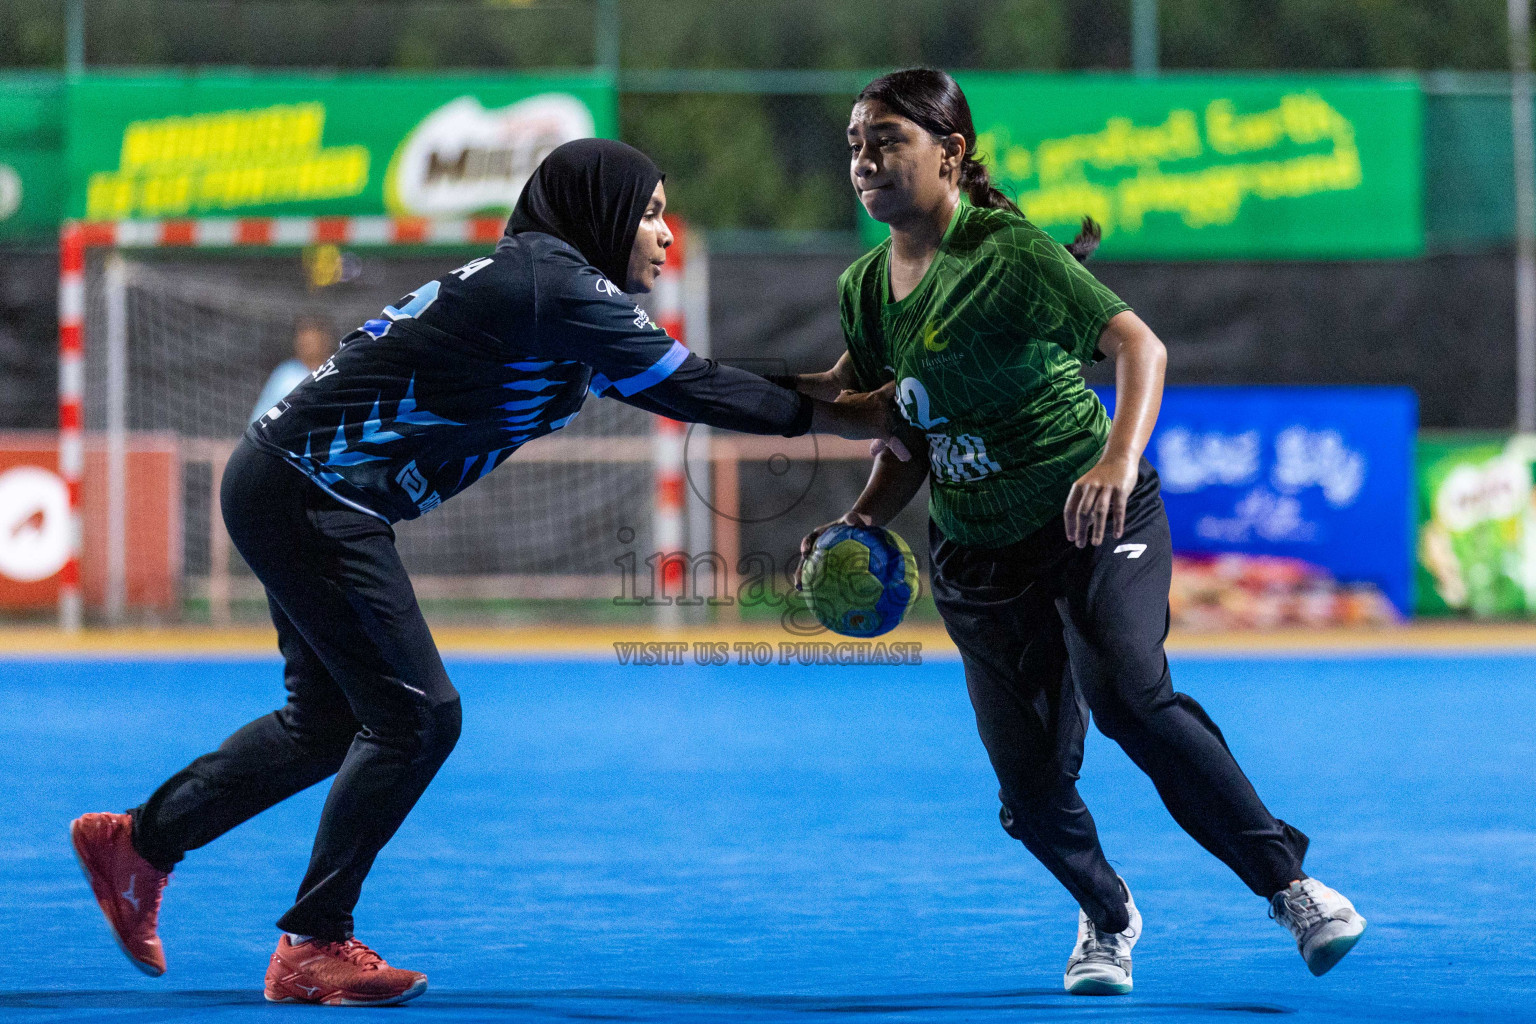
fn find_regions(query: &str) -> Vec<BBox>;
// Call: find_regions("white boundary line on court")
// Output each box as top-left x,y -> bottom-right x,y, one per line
1167,645 -> 1536,661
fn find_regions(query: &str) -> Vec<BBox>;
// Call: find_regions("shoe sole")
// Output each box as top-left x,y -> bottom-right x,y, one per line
69,820 -> 165,978
1305,923 -> 1365,977
1065,976 -> 1132,996
264,978 -> 428,1007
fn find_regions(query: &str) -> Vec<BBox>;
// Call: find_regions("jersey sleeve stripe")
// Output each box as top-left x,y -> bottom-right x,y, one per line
609,340 -> 689,397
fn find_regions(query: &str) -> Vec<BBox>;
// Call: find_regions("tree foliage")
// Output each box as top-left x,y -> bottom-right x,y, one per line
0,0 -> 1516,230
1159,0 -> 1508,71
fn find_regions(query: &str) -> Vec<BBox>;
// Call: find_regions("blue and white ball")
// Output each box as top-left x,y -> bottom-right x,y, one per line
799,524 -> 919,637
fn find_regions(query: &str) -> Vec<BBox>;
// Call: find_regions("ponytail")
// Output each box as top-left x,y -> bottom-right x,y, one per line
960,161 -> 1101,263
958,156 -> 1020,216
1064,217 -> 1101,263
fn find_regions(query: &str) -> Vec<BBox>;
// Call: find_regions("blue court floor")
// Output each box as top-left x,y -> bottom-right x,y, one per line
1,650 -> 1533,1022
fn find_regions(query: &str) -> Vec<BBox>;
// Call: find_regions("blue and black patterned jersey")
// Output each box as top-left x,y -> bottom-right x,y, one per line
246,231 -> 810,522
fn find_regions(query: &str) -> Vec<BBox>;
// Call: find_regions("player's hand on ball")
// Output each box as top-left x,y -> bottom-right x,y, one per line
796,511 -> 874,589
1064,453 -> 1139,548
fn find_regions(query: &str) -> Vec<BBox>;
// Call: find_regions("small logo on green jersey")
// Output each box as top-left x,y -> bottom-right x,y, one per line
922,321 -> 949,352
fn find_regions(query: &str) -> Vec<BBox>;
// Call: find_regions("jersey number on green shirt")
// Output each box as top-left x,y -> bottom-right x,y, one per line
896,376 -> 1002,484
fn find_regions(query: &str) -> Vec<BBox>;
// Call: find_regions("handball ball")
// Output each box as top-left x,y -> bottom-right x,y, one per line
799,523 -> 919,637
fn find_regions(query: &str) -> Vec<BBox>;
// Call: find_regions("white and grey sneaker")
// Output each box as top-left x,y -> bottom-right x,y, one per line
1269,877 -> 1366,976
1063,877 -> 1141,996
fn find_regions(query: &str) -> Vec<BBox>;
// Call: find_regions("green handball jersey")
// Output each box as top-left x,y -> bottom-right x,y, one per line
839,203 -> 1129,547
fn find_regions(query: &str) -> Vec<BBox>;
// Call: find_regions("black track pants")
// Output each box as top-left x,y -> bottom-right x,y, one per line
929,459 -> 1308,934
129,438 -> 461,942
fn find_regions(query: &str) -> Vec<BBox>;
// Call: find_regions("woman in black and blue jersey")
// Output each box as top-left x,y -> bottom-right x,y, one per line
69,139 -> 907,1007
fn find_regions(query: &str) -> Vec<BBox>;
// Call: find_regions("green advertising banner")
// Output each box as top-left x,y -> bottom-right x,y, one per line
859,74 -> 1423,259
67,73 -> 616,222
1416,434 -> 1536,616
0,74 -> 65,239
0,147 -> 65,240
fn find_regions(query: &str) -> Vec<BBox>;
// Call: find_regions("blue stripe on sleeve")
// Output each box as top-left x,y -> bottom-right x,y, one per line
610,340 -> 689,397
588,373 -> 613,397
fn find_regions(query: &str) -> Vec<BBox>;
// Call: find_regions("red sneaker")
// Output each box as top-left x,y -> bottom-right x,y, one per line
264,935 -> 428,1006
69,812 -> 169,976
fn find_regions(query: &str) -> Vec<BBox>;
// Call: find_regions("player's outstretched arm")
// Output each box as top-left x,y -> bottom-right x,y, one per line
765,352 -> 858,402
609,353 -> 908,457
764,353 -> 909,451
808,382 -> 911,459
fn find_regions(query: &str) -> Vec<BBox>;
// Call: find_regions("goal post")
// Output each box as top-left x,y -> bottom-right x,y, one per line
56,215 -> 707,630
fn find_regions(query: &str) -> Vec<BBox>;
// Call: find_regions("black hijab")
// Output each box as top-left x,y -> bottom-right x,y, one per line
505,138 -> 664,287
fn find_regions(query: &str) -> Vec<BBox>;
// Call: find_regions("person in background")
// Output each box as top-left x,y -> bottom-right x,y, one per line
249,314 -> 337,424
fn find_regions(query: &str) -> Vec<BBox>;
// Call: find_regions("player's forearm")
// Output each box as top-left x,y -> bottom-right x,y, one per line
808,399 -> 881,438
765,353 -> 857,402
632,354 -> 813,436
1098,312 -> 1166,466
850,446 -> 929,527
768,372 -> 842,402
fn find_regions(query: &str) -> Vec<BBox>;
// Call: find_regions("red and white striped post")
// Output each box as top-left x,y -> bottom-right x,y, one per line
54,216 -> 512,629
57,223 -> 86,631
652,218 -> 687,624
59,215 -> 509,253
55,215 -> 697,628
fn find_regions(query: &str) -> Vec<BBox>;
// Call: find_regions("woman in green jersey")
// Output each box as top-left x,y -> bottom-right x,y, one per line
783,69 -> 1365,995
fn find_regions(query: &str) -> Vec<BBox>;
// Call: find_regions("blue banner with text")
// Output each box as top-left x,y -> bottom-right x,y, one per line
1094,386 -> 1416,614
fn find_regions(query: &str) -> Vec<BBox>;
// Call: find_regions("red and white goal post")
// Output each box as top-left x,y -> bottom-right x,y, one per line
55,214 -> 727,630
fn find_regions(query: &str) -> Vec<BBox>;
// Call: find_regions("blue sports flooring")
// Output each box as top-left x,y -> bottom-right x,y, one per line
2,650 -> 1534,1022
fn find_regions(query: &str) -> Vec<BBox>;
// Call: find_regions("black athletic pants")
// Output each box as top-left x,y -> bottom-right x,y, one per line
929,458 -> 1308,934
129,438 -> 461,942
